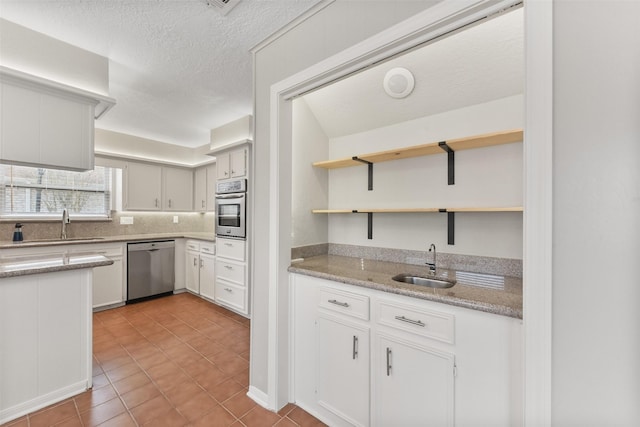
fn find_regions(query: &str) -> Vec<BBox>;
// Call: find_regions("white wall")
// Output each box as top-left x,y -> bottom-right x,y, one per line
291,98 -> 329,248
0,18 -> 109,95
252,0 -> 440,402
327,95 -> 523,258
552,1 -> 640,425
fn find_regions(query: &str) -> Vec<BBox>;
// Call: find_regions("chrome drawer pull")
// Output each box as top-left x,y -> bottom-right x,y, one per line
352,335 -> 358,360
328,299 -> 350,308
386,347 -> 392,376
224,287 -> 233,292
224,265 -> 233,269
394,315 -> 425,327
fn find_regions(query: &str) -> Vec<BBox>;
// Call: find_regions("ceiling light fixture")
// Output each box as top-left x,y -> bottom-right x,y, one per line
203,0 -> 241,16
383,67 -> 415,99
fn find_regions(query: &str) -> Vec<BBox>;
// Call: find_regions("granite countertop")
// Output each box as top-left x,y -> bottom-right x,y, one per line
0,253 -> 114,279
0,232 -> 216,249
289,254 -> 523,319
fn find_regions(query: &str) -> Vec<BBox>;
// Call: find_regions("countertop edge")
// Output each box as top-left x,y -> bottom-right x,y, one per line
289,263 -> 523,320
1,254 -> 114,279
0,232 -> 216,249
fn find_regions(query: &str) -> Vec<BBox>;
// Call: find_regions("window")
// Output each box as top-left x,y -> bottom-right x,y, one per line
0,164 -> 112,219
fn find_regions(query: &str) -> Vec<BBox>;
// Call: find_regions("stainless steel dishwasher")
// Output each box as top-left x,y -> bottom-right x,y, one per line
127,240 -> 175,303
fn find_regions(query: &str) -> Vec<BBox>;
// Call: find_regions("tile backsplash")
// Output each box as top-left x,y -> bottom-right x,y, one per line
0,211 -> 214,241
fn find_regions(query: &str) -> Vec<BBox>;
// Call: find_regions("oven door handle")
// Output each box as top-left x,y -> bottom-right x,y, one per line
216,194 -> 245,200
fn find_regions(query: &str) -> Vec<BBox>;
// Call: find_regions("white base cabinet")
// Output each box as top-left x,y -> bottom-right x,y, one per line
184,240 -> 216,300
215,237 -> 248,316
291,273 -> 522,427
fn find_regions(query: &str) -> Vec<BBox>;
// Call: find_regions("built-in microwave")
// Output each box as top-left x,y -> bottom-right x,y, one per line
215,179 -> 246,239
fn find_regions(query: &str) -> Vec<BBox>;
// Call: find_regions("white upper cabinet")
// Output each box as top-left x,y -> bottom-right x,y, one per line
163,166 -> 193,211
216,147 -> 247,180
0,67 -> 115,171
124,162 -> 162,211
194,163 -> 216,212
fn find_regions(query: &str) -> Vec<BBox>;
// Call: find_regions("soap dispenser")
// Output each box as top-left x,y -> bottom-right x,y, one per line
12,223 -> 23,242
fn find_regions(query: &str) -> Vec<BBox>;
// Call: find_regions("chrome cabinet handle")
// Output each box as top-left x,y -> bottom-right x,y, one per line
193,258 -> 197,266
224,242 -> 233,246
169,199 -> 172,208
386,347 -> 392,376
394,315 -> 425,327
328,299 -> 349,308
155,198 -> 159,207
202,200 -> 205,208
224,265 -> 233,270
352,335 -> 358,360
200,259 -> 204,268
224,287 -> 232,292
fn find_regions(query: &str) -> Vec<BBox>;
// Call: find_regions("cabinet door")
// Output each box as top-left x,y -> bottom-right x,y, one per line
199,253 -> 216,300
373,334 -> 455,427
230,148 -> 247,178
1,82 -> 40,165
206,163 -> 217,211
216,152 -> 230,180
93,257 -> 123,308
194,167 -> 207,212
163,166 -> 193,211
317,315 -> 370,427
125,162 -> 162,210
185,251 -> 200,294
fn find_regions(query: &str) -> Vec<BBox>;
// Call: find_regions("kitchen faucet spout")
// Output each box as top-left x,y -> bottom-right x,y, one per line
427,243 -> 436,273
60,209 -> 70,240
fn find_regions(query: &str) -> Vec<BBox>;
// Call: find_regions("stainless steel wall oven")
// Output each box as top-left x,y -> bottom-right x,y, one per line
215,179 -> 246,239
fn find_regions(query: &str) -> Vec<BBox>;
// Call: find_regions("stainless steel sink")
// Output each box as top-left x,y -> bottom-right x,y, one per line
392,273 -> 456,288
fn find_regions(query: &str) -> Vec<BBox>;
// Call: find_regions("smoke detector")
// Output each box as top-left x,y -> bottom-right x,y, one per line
203,0 -> 241,16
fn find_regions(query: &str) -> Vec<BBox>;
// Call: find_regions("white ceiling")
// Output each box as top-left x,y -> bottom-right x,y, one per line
302,8 -> 524,139
0,0 -> 321,148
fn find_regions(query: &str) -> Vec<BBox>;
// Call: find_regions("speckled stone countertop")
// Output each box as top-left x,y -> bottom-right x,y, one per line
0,232 -> 216,249
289,255 -> 523,319
0,253 -> 114,278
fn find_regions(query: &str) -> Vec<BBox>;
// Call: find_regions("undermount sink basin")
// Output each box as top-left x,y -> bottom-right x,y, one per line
392,273 -> 456,289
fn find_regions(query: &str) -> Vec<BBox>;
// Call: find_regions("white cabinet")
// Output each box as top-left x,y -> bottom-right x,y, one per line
373,334 -> 454,427
163,166 -> 193,211
71,243 -> 125,310
317,314 -> 370,427
215,237 -> 248,316
124,162 -> 193,211
124,162 -> 162,210
216,148 -> 247,180
194,163 -> 216,212
0,71 -> 104,171
290,273 -> 522,427
184,240 -> 216,300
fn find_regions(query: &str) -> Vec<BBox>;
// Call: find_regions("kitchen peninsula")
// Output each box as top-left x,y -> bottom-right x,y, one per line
0,252 -> 113,424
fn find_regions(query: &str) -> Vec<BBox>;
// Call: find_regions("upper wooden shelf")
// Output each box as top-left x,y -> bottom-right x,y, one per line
312,129 -> 523,169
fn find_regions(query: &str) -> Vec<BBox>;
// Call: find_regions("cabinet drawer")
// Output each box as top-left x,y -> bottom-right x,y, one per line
376,300 -> 454,344
200,242 -> 215,255
319,287 -> 369,321
215,280 -> 246,313
216,238 -> 245,261
186,240 -> 200,252
216,258 -> 245,286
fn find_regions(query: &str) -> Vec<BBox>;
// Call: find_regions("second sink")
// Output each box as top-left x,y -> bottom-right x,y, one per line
392,273 -> 456,289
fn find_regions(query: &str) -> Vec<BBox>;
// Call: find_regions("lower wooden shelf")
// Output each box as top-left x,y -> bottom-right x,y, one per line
312,207 -> 523,243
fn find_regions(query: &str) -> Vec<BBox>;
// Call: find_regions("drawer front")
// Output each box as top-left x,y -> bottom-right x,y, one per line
319,287 -> 369,321
200,241 -> 215,255
216,238 -> 245,261
186,240 -> 200,252
376,300 -> 454,344
216,258 -> 245,286
215,280 -> 246,313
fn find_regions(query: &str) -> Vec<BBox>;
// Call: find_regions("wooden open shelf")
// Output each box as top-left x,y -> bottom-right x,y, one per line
312,129 -> 523,170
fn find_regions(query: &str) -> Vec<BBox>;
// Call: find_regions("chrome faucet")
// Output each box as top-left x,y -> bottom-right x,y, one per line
60,209 -> 70,240
426,243 -> 436,273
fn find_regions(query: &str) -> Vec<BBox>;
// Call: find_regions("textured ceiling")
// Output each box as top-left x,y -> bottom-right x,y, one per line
0,0 -> 321,147
303,8 -> 524,138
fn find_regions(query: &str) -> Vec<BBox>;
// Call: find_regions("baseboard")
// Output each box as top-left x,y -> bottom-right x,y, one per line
246,386 -> 270,410
0,380 -> 88,425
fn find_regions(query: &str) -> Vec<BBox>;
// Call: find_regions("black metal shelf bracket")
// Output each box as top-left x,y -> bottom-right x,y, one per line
352,156 -> 373,191
438,142 -> 455,185
439,209 -> 455,245
351,209 -> 374,240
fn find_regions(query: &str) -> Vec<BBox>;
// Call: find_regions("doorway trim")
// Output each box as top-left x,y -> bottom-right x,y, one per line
266,0 -> 553,424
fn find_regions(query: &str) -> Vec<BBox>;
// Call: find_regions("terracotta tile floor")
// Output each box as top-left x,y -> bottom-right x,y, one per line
3,293 -> 325,427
